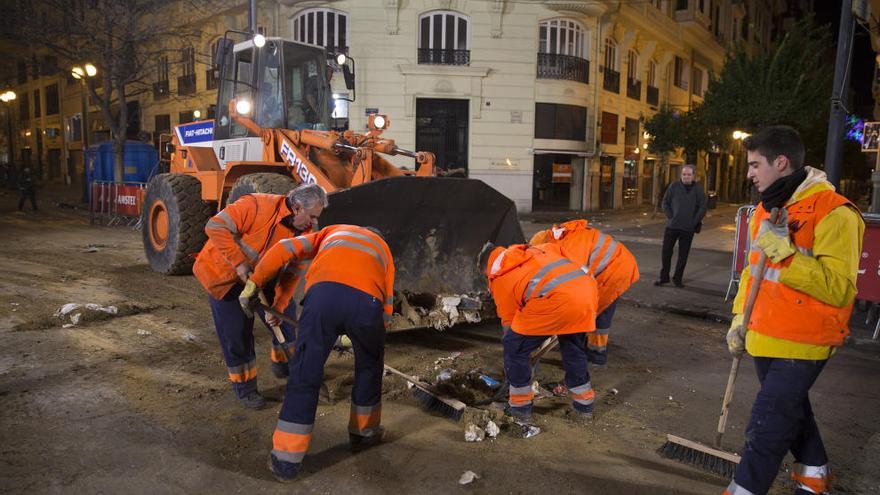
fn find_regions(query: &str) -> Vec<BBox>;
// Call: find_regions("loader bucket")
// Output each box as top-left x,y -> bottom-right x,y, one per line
320,176 -> 525,331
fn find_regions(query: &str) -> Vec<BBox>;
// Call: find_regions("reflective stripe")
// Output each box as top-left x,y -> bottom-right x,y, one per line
792,463 -> 828,478
593,239 -> 618,276
325,230 -> 389,266
490,251 -> 506,275
234,237 -> 260,262
587,234 -> 607,266
524,259 -> 569,301
271,449 -> 306,464
295,235 -> 314,255
270,346 -> 288,363
509,384 -> 534,406
383,313 -> 392,323
593,327 -> 610,336
227,360 -> 257,383
725,480 -> 756,495
217,211 -> 237,234
276,420 -> 314,435
501,325 -> 510,335
797,246 -> 813,257
587,344 -> 607,352
535,267 -> 589,298
763,267 -> 781,282
205,219 -> 228,230
322,239 -> 386,269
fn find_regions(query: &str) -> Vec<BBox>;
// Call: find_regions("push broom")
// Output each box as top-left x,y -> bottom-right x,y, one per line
658,208 -> 780,478
257,302 -> 466,421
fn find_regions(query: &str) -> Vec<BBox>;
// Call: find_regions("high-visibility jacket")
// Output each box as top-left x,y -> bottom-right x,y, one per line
529,220 -> 639,312
735,167 -> 863,349
250,224 -> 395,327
487,243 -> 598,336
193,194 -> 311,300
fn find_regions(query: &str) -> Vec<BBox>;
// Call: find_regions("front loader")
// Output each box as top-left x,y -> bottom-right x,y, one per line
141,34 -> 523,330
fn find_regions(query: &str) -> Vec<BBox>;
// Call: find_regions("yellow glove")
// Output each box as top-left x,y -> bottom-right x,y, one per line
239,279 -> 260,318
755,210 -> 796,263
726,314 -> 746,357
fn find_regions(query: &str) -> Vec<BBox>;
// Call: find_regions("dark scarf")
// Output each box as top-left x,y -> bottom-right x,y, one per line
683,182 -> 694,193
760,167 -> 808,211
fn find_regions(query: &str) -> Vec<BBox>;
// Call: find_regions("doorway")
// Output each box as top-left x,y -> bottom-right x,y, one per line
600,156 -> 615,209
532,154 -> 573,210
416,98 -> 469,175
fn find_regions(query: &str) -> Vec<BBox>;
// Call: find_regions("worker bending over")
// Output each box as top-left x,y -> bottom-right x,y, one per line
479,242 -> 599,420
530,220 -> 639,368
725,126 -> 864,495
240,224 -> 394,482
193,183 -> 326,409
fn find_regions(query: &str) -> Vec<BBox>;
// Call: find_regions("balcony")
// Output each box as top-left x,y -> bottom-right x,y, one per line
626,77 -> 641,100
153,80 -> 169,100
418,48 -> 470,66
647,85 -> 659,106
536,53 -> 589,84
603,68 -> 620,93
177,74 -> 196,96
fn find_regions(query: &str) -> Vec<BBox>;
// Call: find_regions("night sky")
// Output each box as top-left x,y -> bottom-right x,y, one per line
815,1 -> 875,118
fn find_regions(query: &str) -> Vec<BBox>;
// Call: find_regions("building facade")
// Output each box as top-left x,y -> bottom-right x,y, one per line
3,0 -> 785,211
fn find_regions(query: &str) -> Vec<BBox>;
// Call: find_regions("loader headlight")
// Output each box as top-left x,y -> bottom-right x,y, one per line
253,34 -> 266,47
369,114 -> 388,130
335,53 -> 347,66
235,99 -> 253,115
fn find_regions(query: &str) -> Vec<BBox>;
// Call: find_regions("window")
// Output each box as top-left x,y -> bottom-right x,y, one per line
538,19 -> 587,58
45,84 -> 59,115
154,114 -> 171,134
206,40 -> 221,90
647,59 -> 657,87
692,66 -> 704,96
418,11 -> 470,65
627,50 -> 639,81
604,38 -> 618,71
625,118 -> 640,147
155,56 -> 169,99
19,92 -> 29,121
17,60 -> 27,84
292,8 -> 348,52
66,114 -> 82,141
676,0 -> 688,10
535,103 -> 587,141
652,0 -> 663,9
646,60 -> 659,106
178,48 -> 196,95
674,56 -> 689,90
33,89 -> 40,118
600,111 -> 618,145
179,110 -> 195,123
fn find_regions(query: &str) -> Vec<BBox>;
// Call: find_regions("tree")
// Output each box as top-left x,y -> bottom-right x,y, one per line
1,0 -> 219,183
700,16 -> 834,166
642,105 -> 684,209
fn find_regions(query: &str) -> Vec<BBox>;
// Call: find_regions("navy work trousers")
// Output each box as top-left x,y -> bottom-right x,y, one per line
733,357 -> 829,494
208,283 -> 297,398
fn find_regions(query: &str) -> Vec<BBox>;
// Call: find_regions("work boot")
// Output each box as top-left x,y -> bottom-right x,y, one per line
350,426 -> 386,453
268,454 -> 300,482
673,279 -> 685,288
239,390 -> 267,410
270,361 -> 289,379
506,405 -> 532,422
654,279 -> 669,287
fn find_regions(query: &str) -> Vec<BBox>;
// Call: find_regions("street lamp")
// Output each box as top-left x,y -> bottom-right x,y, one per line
0,90 -> 16,169
72,63 -> 97,201
193,109 -> 201,120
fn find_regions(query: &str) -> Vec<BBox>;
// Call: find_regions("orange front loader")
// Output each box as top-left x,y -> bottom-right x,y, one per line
140,35 -> 523,330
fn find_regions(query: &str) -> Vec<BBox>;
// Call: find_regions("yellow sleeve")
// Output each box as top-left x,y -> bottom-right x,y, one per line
731,265 -> 750,315
777,205 -> 865,308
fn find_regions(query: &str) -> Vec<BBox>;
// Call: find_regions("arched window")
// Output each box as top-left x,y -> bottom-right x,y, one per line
538,19 -> 587,58
291,8 -> 348,52
626,50 -> 639,81
418,11 -> 469,65
647,59 -> 657,87
604,38 -> 618,71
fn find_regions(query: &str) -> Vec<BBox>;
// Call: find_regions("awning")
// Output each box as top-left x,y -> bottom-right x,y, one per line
531,148 -> 593,157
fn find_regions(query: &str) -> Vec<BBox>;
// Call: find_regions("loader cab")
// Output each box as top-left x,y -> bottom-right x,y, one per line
214,38 -> 334,141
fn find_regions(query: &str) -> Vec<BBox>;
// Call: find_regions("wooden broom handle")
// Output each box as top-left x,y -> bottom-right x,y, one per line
715,207 -> 780,447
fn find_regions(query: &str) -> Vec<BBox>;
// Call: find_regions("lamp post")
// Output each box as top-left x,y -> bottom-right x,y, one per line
0,91 -> 16,175
72,63 -> 97,202
732,130 -> 751,203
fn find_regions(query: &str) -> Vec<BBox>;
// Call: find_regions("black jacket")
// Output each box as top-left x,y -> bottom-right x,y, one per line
662,181 -> 707,232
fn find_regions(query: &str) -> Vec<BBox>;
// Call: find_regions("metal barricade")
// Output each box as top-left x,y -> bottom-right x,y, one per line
90,181 -> 147,228
858,213 -> 880,339
725,205 -> 755,301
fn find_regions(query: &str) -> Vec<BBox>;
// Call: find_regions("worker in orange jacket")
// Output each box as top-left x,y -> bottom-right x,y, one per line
530,220 -> 639,368
478,242 -> 599,421
193,183 -> 327,409
240,224 -> 394,482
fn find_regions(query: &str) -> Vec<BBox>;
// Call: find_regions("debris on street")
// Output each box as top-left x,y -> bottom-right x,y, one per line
458,470 -> 480,485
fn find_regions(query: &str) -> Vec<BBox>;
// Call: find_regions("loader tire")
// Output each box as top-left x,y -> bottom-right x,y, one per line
227,173 -> 297,206
142,173 -> 213,275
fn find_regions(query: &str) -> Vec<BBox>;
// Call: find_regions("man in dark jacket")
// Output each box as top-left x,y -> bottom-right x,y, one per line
17,166 -> 37,212
655,165 -> 706,287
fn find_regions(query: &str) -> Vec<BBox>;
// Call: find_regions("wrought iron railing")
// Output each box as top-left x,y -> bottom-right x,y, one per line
647,85 -> 660,106
418,48 -> 470,66
177,74 -> 196,96
536,53 -> 589,84
603,68 -> 620,93
626,77 -> 641,100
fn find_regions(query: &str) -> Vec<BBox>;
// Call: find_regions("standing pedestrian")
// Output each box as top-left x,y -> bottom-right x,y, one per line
655,164 -> 706,287
17,166 -> 37,212
724,125 -> 864,495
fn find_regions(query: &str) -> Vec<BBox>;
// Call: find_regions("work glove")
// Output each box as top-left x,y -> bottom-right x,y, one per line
755,209 -> 796,263
239,279 -> 260,318
726,314 -> 746,357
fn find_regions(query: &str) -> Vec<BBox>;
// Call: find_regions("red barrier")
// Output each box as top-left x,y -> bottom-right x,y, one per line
90,181 -> 147,226
726,206 -> 754,300
857,214 -> 880,304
